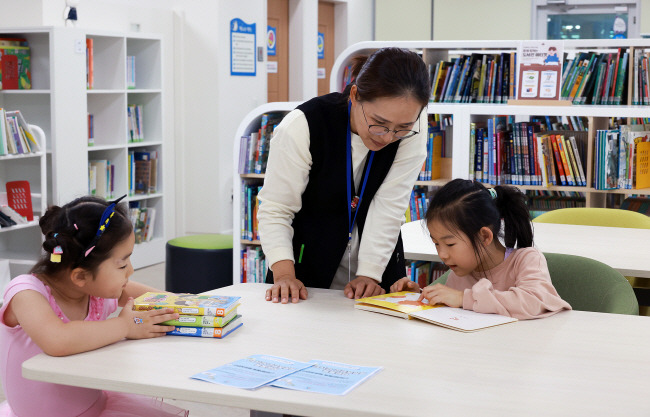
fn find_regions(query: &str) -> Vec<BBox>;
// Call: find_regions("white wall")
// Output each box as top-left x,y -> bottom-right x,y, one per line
375,0 -> 432,41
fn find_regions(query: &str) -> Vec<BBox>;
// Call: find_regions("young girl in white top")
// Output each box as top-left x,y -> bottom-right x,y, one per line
0,195 -> 188,416
391,179 -> 571,319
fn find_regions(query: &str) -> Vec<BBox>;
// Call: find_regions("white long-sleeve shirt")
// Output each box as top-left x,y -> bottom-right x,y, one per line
257,107 -> 427,287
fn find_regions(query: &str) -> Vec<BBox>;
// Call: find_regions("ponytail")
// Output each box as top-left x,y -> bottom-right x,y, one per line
492,185 -> 533,248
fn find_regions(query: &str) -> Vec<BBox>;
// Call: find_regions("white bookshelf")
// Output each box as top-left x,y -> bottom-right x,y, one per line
0,125 -> 47,277
330,40 -> 650,207
231,102 -> 300,285
0,27 -> 167,270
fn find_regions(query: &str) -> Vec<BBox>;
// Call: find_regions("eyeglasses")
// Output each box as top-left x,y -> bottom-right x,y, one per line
360,103 -> 420,140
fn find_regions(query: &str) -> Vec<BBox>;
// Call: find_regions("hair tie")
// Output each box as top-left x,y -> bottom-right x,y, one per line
50,233 -> 63,263
488,188 -> 498,200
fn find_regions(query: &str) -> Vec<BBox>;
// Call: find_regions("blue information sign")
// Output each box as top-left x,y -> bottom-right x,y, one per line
230,18 -> 256,76
317,32 -> 324,59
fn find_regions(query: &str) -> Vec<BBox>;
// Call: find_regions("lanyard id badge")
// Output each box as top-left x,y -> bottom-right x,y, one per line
346,101 -> 374,282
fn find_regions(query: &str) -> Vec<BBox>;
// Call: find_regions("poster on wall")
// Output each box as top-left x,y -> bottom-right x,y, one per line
230,18 -> 256,76
267,26 -> 276,56
516,40 -> 564,101
317,32 -> 324,59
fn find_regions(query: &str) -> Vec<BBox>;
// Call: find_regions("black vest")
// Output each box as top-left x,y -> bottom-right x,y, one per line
265,92 -> 406,290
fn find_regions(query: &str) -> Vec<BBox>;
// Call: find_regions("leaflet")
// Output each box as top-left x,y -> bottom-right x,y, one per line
191,355 -> 313,390
271,360 -> 382,395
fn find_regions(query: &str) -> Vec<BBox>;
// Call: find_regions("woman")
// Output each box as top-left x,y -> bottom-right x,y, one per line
258,47 -> 431,303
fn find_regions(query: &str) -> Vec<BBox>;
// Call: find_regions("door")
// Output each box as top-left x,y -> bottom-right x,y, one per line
317,1 -> 335,96
267,0 -> 289,102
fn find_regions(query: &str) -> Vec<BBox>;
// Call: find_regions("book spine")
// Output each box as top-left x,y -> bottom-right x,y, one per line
550,135 -> 567,185
557,136 -> 575,186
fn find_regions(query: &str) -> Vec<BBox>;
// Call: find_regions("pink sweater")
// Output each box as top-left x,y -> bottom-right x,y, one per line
444,247 -> 571,319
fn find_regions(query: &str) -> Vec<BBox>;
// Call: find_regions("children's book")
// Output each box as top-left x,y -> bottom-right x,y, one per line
161,309 -> 238,327
192,355 -> 314,390
132,292 -> 240,317
271,360 -> 382,395
167,315 -> 243,338
355,292 -> 518,332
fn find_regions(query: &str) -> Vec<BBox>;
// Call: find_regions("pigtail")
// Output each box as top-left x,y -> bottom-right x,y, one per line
493,185 -> 533,248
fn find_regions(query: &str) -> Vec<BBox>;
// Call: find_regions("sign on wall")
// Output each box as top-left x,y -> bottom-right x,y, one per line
317,32 -> 324,59
230,18 -> 256,76
267,26 -> 277,56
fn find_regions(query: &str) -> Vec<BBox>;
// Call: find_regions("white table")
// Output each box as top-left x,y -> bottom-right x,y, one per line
23,283 -> 650,416
402,219 -> 650,278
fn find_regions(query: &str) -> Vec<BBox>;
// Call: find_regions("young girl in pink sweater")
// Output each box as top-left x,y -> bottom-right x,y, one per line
392,179 -> 571,319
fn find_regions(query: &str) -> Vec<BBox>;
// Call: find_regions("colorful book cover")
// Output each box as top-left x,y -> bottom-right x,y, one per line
133,292 -> 241,317
167,315 -> 243,338
0,46 -> 31,90
5,180 -> 33,221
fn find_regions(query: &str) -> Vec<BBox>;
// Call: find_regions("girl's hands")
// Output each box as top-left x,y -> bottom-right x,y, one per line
120,298 -> 179,339
418,284 -> 463,308
389,277 -> 421,293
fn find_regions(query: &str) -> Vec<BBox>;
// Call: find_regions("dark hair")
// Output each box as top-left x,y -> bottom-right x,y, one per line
425,179 -> 532,270
30,196 -> 133,278
342,47 -> 431,107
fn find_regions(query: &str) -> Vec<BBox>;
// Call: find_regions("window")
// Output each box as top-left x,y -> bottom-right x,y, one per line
532,0 -> 640,40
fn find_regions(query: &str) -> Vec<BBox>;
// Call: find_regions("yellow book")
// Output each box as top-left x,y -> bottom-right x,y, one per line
355,292 -> 517,332
559,135 -> 577,186
557,135 -> 575,186
635,141 -> 650,189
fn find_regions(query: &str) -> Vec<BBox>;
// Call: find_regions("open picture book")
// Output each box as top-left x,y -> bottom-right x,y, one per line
354,291 -> 517,332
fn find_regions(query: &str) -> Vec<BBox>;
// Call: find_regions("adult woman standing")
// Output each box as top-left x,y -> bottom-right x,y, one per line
258,47 -> 431,303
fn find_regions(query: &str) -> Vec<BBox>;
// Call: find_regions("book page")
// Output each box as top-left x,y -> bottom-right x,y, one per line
355,291 -> 435,315
410,307 -> 517,332
272,360 -> 382,395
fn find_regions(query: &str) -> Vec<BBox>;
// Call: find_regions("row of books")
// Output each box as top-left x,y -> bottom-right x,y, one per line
88,159 -> 116,198
620,196 -> 650,215
0,109 -> 39,156
128,205 -> 156,243
429,52 -> 516,104
238,113 -> 283,175
594,127 -> 650,190
527,190 -> 586,211
470,118 -> 589,187
129,150 -> 158,195
133,292 -> 242,338
633,50 -> 650,105
240,246 -> 267,284
0,37 -> 31,90
560,49 -> 628,105
86,38 -> 94,89
531,115 -> 588,132
405,186 -> 429,223
127,55 -> 136,89
241,183 -> 261,241
405,261 -> 449,288
87,113 -> 95,145
417,117 -> 444,181
127,104 -> 144,142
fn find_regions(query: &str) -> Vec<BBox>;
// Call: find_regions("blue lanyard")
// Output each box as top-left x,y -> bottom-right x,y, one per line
347,101 -> 374,243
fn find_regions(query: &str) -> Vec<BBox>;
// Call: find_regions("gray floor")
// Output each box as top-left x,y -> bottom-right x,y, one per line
0,263 -> 250,417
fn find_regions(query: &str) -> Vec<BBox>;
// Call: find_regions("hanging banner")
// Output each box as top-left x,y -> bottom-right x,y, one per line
317,32 -> 325,59
230,18 -> 256,76
267,26 -> 277,56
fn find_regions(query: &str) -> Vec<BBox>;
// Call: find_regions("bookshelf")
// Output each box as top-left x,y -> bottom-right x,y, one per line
86,31 -> 165,268
331,40 -> 650,210
0,27 -> 166,270
232,102 -> 299,285
0,124 -> 47,277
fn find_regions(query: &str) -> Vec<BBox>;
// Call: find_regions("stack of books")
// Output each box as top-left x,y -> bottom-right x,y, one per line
132,292 -> 242,338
